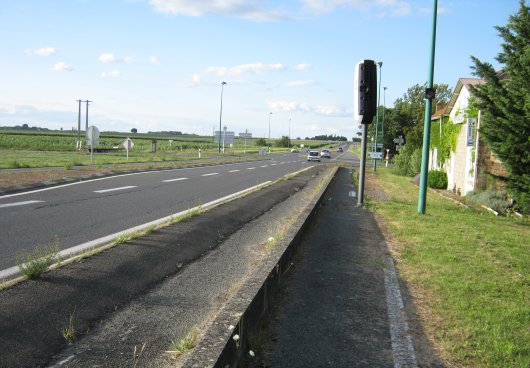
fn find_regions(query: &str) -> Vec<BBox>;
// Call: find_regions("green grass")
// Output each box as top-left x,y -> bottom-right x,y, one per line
16,239 -> 61,279
366,168 -> 529,367
167,330 -> 197,357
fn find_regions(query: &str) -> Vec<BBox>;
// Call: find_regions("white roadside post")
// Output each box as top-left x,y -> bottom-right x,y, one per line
199,148 -> 201,159
86,126 -> 100,164
123,137 -> 134,160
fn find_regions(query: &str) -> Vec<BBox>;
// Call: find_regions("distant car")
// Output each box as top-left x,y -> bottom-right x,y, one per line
320,149 -> 331,158
307,150 -> 321,162
336,147 -> 343,152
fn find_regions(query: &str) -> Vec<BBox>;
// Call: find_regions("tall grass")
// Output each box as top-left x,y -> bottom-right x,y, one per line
366,168 -> 529,367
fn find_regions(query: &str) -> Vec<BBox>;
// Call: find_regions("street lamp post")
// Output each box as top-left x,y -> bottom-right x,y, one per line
288,117 -> 291,148
418,0 -> 439,214
373,62 -> 382,172
382,86 -> 387,150
218,81 -> 227,154
268,112 -> 272,141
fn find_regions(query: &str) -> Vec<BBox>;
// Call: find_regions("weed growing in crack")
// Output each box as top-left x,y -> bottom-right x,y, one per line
62,312 -> 76,344
16,237 -> 61,279
166,330 -> 197,358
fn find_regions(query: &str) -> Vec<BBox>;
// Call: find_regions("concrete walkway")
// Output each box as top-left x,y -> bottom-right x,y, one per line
255,168 -> 421,368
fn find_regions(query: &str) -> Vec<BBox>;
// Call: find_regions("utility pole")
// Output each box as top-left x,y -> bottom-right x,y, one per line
85,100 -> 92,133
76,100 -> 82,150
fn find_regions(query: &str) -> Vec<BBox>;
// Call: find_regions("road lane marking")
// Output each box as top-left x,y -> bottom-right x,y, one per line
94,186 -> 137,193
162,178 -> 188,183
384,255 -> 418,367
228,170 -> 240,173
247,167 -> 256,170
201,173 -> 219,177
260,165 -> 268,168
0,200 -> 44,208
0,180 -> 275,282
271,163 -> 277,166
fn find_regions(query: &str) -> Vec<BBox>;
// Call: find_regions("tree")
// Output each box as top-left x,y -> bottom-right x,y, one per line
369,83 -> 452,153
255,138 -> 267,146
470,0 -> 530,213
275,136 -> 291,148
131,128 -> 137,133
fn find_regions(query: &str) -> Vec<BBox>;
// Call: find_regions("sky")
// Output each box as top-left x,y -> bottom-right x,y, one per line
0,0 -> 522,139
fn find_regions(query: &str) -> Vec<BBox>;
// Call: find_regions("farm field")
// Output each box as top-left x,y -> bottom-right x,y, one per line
0,129 -> 332,169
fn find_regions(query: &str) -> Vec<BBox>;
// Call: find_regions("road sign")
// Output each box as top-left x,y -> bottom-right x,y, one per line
86,126 -> 99,146
393,136 -> 404,144
369,143 -> 383,148
123,138 -> 134,150
214,131 -> 235,144
368,152 -> 384,159
239,132 -> 252,139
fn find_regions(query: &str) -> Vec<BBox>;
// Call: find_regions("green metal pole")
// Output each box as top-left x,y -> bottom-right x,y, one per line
382,87 -> 387,151
373,62 -> 382,172
418,0 -> 438,214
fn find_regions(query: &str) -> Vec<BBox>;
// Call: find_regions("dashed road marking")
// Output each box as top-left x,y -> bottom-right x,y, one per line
162,178 -> 188,183
94,186 -> 137,193
228,169 -> 240,173
0,200 -> 45,208
201,173 -> 219,177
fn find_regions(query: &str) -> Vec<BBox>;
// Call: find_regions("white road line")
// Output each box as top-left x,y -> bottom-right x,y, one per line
94,186 -> 137,193
384,255 -> 418,368
162,178 -> 188,183
247,167 -> 256,170
0,180 -> 274,281
0,200 -> 44,208
228,170 -> 240,173
201,173 -> 219,177
260,165 -> 268,168
271,164 -> 277,166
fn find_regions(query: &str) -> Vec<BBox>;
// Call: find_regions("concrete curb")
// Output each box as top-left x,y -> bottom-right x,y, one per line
180,165 -> 339,368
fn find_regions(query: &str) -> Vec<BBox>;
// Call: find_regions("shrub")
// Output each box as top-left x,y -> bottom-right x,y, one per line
427,170 -> 448,189
393,145 -> 422,177
465,190 -> 512,214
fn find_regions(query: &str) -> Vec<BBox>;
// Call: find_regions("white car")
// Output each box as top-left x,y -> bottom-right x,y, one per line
320,149 -> 331,158
307,150 -> 321,162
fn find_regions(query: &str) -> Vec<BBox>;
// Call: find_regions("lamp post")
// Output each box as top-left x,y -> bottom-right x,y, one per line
418,0 -> 439,214
288,117 -> 291,148
218,81 -> 227,154
373,62 -> 382,172
382,86 -> 387,150
268,112 -> 272,141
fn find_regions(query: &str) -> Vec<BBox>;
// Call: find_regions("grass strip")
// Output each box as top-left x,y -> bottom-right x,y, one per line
366,168 -> 529,368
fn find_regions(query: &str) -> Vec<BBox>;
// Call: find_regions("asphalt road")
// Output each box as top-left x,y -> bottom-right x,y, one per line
0,148 -> 352,271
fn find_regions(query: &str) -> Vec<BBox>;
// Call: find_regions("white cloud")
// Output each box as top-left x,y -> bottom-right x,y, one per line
183,73 -> 201,87
302,0 -> 412,17
147,0 -> 290,21
26,47 -> 57,56
296,63 -> 312,71
100,70 -> 121,78
285,80 -> 315,88
206,62 -> 285,76
267,99 -> 349,117
149,56 -> 159,65
52,62 -> 73,72
99,53 -> 134,63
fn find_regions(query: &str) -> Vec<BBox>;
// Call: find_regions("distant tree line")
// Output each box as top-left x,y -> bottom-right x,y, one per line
1,124 -> 50,131
305,134 -> 347,141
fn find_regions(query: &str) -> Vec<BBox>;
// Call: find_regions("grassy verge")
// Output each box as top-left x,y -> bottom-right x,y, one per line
365,168 -> 529,368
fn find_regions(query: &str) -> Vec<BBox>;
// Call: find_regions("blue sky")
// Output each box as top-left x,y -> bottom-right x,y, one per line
0,0 -> 522,139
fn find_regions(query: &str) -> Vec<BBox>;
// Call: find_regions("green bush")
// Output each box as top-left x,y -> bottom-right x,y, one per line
427,170 -> 448,189
393,145 -> 422,177
465,190 -> 512,214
